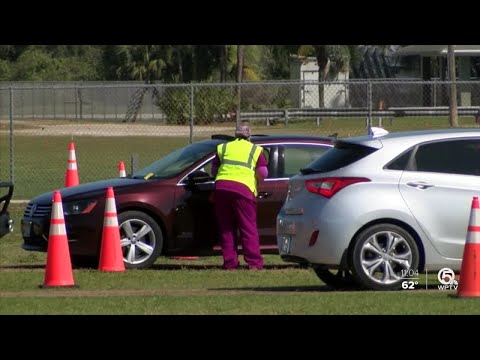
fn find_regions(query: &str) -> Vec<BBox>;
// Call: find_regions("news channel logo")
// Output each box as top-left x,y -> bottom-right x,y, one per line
437,268 -> 458,290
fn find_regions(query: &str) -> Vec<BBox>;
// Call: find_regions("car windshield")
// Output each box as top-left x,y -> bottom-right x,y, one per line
131,141 -> 218,179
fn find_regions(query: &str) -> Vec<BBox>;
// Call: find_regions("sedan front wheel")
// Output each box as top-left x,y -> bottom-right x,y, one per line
118,211 -> 163,269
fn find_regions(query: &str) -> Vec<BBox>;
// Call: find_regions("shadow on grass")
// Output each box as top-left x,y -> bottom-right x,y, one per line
0,264 -> 45,270
209,285 -> 354,293
211,283 -> 446,293
0,263 -> 303,271
150,263 -> 302,271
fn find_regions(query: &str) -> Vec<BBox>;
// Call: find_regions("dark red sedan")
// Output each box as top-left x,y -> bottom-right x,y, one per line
21,134 -> 333,269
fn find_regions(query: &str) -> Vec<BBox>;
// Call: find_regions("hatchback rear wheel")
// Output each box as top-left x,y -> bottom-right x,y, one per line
350,223 -> 419,291
118,211 -> 163,269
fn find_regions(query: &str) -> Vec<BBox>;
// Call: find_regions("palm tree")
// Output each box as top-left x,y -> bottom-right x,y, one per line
114,45 -> 169,122
115,45 -> 167,82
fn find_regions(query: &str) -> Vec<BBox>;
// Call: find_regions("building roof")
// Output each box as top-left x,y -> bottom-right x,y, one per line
395,45 -> 480,57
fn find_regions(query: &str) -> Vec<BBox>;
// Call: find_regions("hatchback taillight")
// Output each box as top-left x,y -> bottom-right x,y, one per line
305,177 -> 370,198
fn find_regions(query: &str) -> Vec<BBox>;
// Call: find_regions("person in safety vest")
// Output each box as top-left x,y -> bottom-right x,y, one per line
211,124 -> 268,270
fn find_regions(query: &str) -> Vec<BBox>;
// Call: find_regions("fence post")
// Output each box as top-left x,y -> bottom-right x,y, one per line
53,87 -> 56,120
130,153 -> 139,174
284,109 -> 289,127
236,83 -> 242,128
190,83 -> 194,144
367,80 -> 372,132
32,87 -> 35,121
9,87 -> 14,183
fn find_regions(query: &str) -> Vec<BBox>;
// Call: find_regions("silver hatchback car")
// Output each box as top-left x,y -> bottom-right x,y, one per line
277,128 -> 480,291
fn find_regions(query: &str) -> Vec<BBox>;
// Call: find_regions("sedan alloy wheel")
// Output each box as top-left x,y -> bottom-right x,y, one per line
118,211 -> 163,269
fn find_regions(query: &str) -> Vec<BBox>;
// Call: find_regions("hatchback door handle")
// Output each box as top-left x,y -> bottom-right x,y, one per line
257,192 -> 271,199
406,181 -> 435,190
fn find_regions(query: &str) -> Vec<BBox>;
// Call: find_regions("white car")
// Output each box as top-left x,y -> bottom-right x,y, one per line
277,128 -> 480,291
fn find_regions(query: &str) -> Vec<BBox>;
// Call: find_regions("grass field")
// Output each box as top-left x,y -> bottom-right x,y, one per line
1,115 -> 479,199
2,116 -> 480,314
2,203 -> 480,315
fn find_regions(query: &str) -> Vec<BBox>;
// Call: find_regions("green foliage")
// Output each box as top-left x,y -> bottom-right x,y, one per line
298,45 -> 315,57
262,45 -> 300,80
324,45 -> 351,74
157,88 -> 191,124
0,44 -> 401,83
272,85 -> 295,108
158,86 -> 236,125
0,45 -> 27,61
240,84 -> 296,110
0,59 -> 12,80
195,87 -> 236,123
12,47 -> 104,81
13,48 -> 60,80
113,45 -> 168,82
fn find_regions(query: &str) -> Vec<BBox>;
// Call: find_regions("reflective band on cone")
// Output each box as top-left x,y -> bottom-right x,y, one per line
457,197 -> 480,297
118,161 -> 126,178
98,187 -> 125,272
42,191 -> 75,287
65,142 -> 79,187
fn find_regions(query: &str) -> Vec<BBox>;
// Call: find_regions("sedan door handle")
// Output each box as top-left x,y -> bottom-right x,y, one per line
257,192 -> 271,199
406,181 -> 435,190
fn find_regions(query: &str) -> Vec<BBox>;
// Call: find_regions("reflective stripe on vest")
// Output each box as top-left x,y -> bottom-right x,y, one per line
215,139 -> 263,196
219,142 -> 258,170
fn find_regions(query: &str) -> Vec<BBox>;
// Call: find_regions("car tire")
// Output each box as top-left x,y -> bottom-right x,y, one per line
313,266 -> 358,289
117,211 -> 163,269
350,223 -> 419,291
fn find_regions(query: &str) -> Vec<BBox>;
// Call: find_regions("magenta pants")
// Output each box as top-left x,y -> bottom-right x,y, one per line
214,190 -> 263,269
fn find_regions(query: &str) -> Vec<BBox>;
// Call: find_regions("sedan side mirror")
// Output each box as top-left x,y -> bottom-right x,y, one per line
187,170 -> 214,186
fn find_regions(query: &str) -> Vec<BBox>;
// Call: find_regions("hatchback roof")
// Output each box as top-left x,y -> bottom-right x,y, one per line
251,134 -> 334,142
342,128 -> 480,148
211,134 -> 334,142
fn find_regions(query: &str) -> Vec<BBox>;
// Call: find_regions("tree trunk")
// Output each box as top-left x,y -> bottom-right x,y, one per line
448,45 -> 459,127
192,46 -> 197,82
220,45 -> 228,82
236,45 -> 244,126
176,47 -> 183,82
315,46 -> 329,109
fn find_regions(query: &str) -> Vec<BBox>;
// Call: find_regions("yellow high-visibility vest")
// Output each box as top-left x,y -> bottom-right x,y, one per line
215,139 -> 263,196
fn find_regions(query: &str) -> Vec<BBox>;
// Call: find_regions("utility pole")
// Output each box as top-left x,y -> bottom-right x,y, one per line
448,45 -> 459,127
235,45 -> 244,127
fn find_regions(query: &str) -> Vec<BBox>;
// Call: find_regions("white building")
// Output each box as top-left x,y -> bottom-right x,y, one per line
290,55 -> 349,108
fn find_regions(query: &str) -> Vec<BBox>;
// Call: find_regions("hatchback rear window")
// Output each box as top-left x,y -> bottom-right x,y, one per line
301,141 -> 377,174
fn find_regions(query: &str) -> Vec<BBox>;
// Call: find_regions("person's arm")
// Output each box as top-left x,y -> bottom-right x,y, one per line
255,152 -> 268,182
211,154 -> 220,178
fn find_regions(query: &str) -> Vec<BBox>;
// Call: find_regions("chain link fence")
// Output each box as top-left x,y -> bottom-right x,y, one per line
1,80 -> 480,200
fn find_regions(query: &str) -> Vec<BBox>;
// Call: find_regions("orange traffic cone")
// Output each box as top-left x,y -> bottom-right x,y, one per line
42,191 -> 75,287
457,196 -> 480,297
118,161 -> 126,178
65,142 -> 79,187
98,187 -> 125,272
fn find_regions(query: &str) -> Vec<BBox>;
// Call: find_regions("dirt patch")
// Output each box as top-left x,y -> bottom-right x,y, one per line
0,120 -> 234,137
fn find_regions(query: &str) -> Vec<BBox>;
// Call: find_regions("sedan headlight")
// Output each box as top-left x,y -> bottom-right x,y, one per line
63,200 -> 97,216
